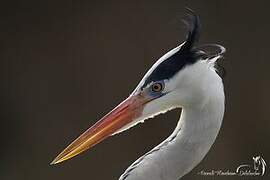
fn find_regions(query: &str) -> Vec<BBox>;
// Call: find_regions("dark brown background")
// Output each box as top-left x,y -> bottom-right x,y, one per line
1,0 -> 269,180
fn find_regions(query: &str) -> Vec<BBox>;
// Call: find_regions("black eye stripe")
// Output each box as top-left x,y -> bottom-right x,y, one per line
140,51 -> 201,90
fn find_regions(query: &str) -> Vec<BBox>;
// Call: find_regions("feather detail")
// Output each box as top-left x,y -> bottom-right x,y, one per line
181,8 -> 201,52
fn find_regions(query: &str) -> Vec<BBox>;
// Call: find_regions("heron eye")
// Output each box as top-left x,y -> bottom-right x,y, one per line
151,82 -> 163,92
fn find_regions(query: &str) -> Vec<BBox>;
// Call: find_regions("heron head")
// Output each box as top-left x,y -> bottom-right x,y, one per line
51,10 -> 225,165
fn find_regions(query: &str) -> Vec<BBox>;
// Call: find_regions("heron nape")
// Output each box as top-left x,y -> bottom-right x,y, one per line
51,9 -> 225,180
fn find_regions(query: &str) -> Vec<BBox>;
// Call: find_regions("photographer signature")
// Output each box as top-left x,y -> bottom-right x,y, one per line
198,155 -> 267,176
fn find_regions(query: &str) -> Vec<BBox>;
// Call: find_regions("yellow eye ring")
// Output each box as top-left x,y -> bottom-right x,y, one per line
151,82 -> 163,92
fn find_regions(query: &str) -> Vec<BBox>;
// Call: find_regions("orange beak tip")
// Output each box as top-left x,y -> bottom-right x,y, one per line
50,157 -> 61,165
51,95 -> 147,165
50,160 -> 56,165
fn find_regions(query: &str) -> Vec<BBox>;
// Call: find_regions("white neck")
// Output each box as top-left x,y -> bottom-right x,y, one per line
119,88 -> 224,180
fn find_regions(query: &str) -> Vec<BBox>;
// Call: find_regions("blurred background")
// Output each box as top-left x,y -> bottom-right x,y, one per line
1,0 -> 269,179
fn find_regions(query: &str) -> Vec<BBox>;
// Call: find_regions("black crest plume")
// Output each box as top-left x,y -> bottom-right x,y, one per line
181,8 -> 201,52
141,9 -> 203,89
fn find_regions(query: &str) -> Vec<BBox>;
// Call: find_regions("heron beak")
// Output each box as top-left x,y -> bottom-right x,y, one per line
51,94 -> 149,165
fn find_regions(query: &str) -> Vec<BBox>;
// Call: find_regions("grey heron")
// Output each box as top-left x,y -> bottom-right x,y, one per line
51,10 -> 226,180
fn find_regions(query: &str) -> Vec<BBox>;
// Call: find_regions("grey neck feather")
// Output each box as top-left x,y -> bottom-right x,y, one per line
119,90 -> 224,180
